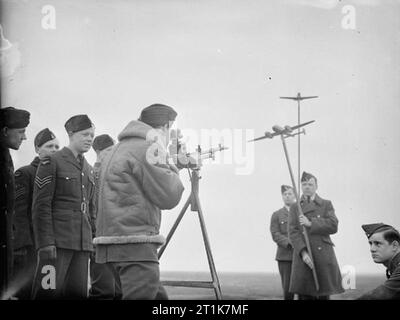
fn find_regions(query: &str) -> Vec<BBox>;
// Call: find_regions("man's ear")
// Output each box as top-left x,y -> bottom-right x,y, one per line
2,127 -> 9,137
393,240 -> 400,250
35,146 -> 39,154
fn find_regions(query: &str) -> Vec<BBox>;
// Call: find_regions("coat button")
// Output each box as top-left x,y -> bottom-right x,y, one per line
318,247 -> 322,250
317,215 -> 321,218
81,173 -> 84,176
82,185 -> 85,188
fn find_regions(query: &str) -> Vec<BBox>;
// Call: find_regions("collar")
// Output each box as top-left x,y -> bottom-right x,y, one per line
300,193 -> 322,206
31,156 -> 40,168
61,147 -> 85,169
388,252 -> 400,276
284,205 -> 291,211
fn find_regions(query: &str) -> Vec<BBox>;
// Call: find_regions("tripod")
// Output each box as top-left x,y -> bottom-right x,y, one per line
158,166 -> 223,300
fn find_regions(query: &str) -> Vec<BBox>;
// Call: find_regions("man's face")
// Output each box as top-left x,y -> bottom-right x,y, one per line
70,127 -> 95,154
282,188 -> 295,206
368,232 -> 398,264
301,178 -> 317,197
37,138 -> 60,159
2,127 -> 27,150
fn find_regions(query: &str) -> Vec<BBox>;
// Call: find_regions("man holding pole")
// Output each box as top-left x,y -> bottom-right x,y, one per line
288,171 -> 343,299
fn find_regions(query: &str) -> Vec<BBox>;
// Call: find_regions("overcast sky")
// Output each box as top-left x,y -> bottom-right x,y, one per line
1,0 -> 400,276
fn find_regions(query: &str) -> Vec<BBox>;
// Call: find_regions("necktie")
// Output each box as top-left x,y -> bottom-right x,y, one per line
307,196 -> 311,203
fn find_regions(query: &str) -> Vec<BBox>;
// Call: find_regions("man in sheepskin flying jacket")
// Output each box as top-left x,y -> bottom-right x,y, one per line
93,103 -> 185,300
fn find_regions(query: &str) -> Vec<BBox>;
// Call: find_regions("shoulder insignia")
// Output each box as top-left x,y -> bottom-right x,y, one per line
15,185 -> 26,199
35,175 -> 53,189
14,170 -> 22,177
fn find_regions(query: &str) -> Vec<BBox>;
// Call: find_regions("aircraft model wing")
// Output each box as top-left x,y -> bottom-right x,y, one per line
248,132 -> 278,142
279,96 -> 298,100
300,96 -> 318,100
289,120 -> 315,131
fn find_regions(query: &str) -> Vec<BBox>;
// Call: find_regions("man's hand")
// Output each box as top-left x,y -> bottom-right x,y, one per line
299,214 -> 312,228
38,245 -> 57,260
301,250 -> 314,270
169,163 -> 180,174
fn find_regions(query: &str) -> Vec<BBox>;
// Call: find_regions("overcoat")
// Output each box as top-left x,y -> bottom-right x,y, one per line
288,194 -> 344,296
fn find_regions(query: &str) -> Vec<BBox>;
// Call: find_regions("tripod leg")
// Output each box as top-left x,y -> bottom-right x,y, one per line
193,192 -> 223,300
158,195 -> 192,259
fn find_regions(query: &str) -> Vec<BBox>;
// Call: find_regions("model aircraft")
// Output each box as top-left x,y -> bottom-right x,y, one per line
280,93 -> 318,101
248,120 -> 315,142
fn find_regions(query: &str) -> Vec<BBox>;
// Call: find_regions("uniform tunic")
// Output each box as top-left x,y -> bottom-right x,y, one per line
13,157 -> 40,251
358,252 -> 400,299
270,206 -> 294,300
12,157 -> 40,299
31,147 -> 95,299
32,147 -> 95,251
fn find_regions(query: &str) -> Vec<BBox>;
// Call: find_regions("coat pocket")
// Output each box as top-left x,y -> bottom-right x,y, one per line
56,172 -> 79,198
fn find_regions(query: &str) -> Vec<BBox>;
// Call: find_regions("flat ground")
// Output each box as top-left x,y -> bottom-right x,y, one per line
161,271 -> 385,300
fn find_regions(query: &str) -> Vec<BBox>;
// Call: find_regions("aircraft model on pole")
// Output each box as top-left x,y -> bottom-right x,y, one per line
249,119 -> 320,292
280,93 -> 318,192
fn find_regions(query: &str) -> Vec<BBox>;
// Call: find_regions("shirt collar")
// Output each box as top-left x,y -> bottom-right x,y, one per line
301,193 -> 322,205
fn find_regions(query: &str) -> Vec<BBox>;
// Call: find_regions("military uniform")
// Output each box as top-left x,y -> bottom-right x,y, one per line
357,223 -> 400,300
270,206 -> 294,300
358,252 -> 400,299
31,147 -> 95,299
12,157 -> 40,299
0,146 -> 16,297
288,194 -> 344,298
0,107 -> 30,298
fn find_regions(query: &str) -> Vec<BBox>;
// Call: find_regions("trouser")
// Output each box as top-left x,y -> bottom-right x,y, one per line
89,259 -> 122,300
11,246 -> 36,300
298,295 -> 330,300
277,261 -> 294,300
108,261 -> 168,300
31,248 -> 89,300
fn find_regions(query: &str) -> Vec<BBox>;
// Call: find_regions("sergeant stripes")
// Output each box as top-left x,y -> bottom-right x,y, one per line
35,175 -> 52,189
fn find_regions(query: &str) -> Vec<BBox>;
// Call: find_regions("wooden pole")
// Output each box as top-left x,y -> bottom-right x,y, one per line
280,134 -> 320,292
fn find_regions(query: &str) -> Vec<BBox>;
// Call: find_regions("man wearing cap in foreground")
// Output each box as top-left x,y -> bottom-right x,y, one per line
358,223 -> 400,299
0,106 -> 30,299
288,171 -> 344,299
270,185 -> 296,300
31,115 -> 96,299
89,134 -> 121,300
94,103 -> 184,300
12,128 -> 59,299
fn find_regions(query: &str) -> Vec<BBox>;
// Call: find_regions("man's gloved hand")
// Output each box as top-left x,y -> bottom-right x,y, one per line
38,245 -> 57,260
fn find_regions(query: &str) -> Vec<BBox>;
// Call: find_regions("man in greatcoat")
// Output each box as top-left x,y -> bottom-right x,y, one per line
12,128 -> 59,299
0,107 -> 30,300
288,171 -> 344,299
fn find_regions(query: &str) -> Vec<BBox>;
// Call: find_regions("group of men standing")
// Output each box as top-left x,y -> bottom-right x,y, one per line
0,103 -> 184,300
1,103 -> 399,300
270,173 -> 400,300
